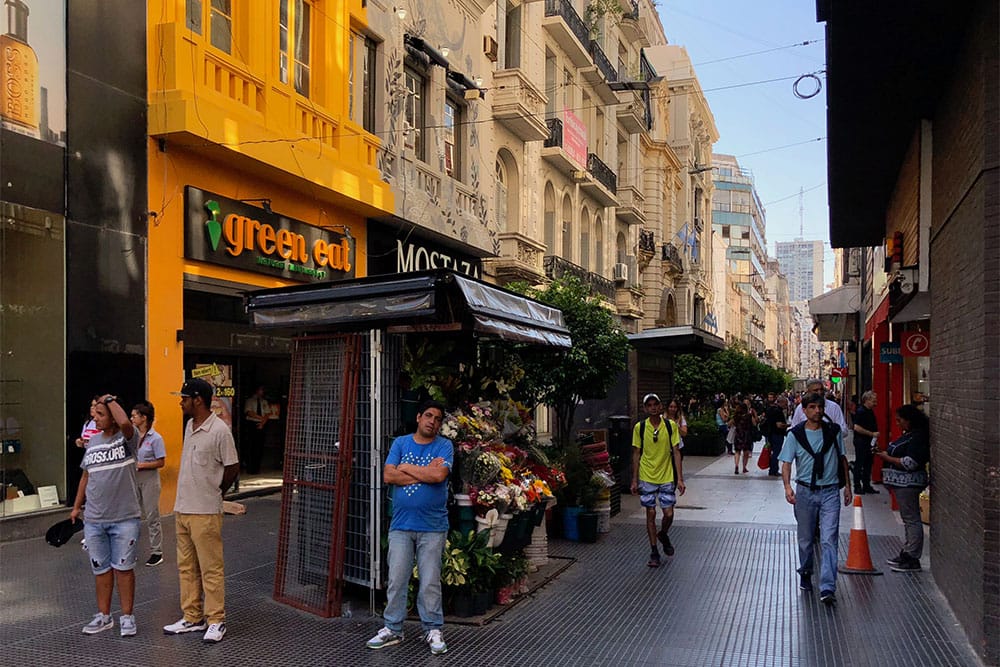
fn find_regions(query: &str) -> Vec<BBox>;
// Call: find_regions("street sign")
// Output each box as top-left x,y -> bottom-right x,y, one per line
902,331 -> 930,356
879,342 -> 903,364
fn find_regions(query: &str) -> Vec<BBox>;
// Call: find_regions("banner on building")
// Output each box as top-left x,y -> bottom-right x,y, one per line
878,342 -> 902,364
901,331 -> 930,356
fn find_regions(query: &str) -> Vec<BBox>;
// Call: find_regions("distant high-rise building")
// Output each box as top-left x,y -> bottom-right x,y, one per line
776,239 -> 824,302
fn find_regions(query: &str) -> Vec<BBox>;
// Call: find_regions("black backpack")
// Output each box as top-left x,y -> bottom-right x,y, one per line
789,417 -> 849,490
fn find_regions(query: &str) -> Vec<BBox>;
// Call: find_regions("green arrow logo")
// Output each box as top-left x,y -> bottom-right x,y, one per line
204,200 -> 222,251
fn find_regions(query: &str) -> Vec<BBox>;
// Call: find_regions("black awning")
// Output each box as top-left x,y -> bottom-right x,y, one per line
627,325 -> 725,353
244,270 -> 572,348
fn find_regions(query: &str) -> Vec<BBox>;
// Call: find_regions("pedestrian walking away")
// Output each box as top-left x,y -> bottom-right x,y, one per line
131,401 -> 166,567
630,394 -> 685,568
780,392 -> 852,605
367,400 -> 453,656
164,379 -> 240,643
70,394 -> 141,637
875,405 -> 930,573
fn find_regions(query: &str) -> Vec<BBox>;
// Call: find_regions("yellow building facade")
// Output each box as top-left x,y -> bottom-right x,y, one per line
146,0 -> 392,512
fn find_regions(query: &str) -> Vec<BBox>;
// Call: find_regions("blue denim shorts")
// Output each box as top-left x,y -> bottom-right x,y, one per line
638,480 -> 677,509
83,518 -> 140,574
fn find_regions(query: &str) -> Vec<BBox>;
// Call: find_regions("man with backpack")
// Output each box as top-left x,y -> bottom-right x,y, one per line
779,392 -> 852,605
630,394 -> 685,568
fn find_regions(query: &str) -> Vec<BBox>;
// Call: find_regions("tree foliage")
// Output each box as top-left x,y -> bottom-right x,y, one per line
673,341 -> 791,399
508,276 -> 630,445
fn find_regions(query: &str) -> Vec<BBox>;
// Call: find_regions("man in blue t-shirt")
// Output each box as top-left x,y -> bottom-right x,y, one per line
780,392 -> 852,606
367,400 -> 453,656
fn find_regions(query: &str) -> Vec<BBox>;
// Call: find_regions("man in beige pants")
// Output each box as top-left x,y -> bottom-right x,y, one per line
163,378 -> 239,643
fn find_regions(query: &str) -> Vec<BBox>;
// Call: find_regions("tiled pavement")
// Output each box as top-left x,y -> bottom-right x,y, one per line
0,454 -> 978,667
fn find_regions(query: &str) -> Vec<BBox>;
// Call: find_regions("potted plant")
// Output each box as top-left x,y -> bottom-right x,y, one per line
576,473 -> 604,543
445,528 -> 500,617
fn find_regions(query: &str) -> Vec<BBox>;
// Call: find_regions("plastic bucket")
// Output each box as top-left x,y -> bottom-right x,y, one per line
563,506 -> 581,542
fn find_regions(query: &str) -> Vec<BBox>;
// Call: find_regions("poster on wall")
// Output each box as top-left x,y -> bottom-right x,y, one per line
1,0 -> 66,144
192,363 -> 235,430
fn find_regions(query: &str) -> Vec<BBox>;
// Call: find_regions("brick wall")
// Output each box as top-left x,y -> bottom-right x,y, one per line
928,2 -> 999,664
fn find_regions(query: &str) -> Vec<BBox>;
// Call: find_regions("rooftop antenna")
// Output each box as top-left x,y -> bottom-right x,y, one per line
797,186 -> 804,240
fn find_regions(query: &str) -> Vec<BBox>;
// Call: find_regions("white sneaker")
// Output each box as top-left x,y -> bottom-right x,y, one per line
82,613 -> 113,635
366,626 -> 404,649
119,614 -> 137,637
163,617 -> 207,634
425,628 -> 447,655
203,622 -> 226,643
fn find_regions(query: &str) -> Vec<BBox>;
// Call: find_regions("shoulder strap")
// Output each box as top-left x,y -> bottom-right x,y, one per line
639,419 -> 645,455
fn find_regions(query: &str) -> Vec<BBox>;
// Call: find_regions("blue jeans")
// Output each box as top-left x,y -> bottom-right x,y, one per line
83,518 -> 140,575
384,530 -> 446,633
794,485 -> 841,593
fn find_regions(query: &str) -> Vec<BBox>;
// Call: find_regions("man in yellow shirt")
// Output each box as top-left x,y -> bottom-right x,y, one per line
630,394 -> 686,567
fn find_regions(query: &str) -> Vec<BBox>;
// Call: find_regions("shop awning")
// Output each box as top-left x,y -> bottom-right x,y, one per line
627,325 -> 726,353
808,284 -> 860,341
890,290 -> 931,324
244,270 -> 572,348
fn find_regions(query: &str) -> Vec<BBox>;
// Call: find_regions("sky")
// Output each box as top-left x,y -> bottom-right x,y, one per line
657,1 -> 835,286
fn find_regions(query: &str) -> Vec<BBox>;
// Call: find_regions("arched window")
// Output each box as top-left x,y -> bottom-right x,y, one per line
544,182 -> 556,252
594,216 -> 604,274
561,193 -> 573,261
580,207 -> 591,269
616,230 -> 627,264
495,159 -> 507,232
496,150 -> 520,234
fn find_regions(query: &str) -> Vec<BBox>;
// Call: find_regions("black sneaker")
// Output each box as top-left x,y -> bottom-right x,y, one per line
820,590 -> 836,605
886,551 -> 907,567
647,550 -> 661,568
658,530 -> 674,556
146,553 -> 164,567
799,574 -> 813,591
890,557 -> 922,573
863,487 -> 880,495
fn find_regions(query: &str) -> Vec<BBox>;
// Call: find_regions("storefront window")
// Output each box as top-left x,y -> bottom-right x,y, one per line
1,204 -> 66,517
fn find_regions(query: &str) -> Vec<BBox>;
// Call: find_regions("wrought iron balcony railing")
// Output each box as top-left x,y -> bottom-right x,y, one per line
638,228 -> 656,254
587,152 -> 617,192
544,117 -> 564,149
543,255 -> 616,300
544,0 -> 590,51
589,40 -> 618,84
623,0 -> 639,20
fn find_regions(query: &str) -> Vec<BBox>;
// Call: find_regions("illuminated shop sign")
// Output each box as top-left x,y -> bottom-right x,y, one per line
184,187 -> 354,283
367,220 -> 482,278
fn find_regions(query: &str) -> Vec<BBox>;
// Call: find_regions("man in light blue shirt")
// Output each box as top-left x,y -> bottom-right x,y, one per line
780,392 -> 852,605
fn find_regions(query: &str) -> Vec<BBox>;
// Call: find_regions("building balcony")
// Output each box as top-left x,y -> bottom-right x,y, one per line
491,69 -> 549,142
615,183 -> 645,225
542,0 -> 591,68
541,117 -> 585,176
583,41 -> 620,104
620,0 -> 644,42
543,255 -> 616,300
147,20 -> 390,218
486,233 -> 548,284
662,242 -> 684,277
616,88 -> 646,134
581,153 -> 618,207
615,284 -> 644,320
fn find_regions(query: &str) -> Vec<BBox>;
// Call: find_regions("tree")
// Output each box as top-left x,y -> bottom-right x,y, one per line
508,276 -> 630,446
674,343 -> 791,398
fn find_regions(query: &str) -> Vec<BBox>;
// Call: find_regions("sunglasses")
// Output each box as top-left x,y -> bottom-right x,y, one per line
652,427 -> 661,442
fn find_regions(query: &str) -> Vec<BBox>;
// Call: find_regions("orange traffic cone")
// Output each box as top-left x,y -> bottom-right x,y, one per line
838,496 -> 883,575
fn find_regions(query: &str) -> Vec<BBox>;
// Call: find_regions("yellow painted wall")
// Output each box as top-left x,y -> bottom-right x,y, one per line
147,0 -> 383,515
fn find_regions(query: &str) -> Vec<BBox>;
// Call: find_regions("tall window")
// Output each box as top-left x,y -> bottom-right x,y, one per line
495,159 -> 507,231
280,0 -> 311,96
444,97 -> 462,180
502,0 -> 522,69
562,69 -> 573,112
544,51 -> 557,118
349,31 -> 377,132
404,66 -> 426,160
209,0 -> 232,53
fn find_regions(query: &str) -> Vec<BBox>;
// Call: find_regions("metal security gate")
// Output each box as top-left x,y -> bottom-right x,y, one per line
273,333 -> 361,617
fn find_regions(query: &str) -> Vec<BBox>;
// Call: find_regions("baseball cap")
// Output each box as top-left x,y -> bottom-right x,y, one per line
172,378 -> 214,404
46,517 -> 84,548
642,393 -> 661,404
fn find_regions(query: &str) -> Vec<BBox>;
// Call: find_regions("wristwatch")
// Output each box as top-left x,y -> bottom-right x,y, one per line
103,395 -> 117,405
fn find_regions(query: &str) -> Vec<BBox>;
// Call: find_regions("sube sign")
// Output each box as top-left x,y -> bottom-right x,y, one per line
184,187 -> 354,283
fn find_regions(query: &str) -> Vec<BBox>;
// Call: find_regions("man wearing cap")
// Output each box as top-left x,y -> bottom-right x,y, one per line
163,379 -> 239,643
630,393 -> 685,567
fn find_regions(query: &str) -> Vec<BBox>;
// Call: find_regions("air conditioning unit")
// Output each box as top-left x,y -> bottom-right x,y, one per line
612,262 -> 628,283
483,36 -> 498,62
